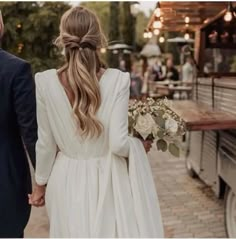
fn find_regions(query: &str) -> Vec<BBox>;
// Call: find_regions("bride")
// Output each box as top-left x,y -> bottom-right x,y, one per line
29,6 -> 163,238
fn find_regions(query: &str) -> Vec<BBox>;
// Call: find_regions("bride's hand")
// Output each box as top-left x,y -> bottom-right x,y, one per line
28,184 -> 46,207
141,139 -> 153,153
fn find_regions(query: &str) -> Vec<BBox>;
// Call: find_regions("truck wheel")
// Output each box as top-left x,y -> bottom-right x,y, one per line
185,157 -> 197,178
225,187 -> 236,238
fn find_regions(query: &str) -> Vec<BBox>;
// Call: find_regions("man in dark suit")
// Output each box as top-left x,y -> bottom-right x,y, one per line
0,12 -> 37,238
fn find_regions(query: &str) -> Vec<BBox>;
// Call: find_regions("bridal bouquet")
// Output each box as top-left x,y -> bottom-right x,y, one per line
128,98 -> 186,157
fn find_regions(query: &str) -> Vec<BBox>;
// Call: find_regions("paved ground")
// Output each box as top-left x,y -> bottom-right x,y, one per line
25,148 -> 226,238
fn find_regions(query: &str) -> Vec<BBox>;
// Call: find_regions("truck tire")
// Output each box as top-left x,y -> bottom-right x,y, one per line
225,187 -> 236,238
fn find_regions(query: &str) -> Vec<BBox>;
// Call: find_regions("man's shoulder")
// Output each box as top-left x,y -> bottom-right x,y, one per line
0,49 -> 28,68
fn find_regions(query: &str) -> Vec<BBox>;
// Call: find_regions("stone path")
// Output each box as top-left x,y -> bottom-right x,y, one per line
25,148 -> 226,237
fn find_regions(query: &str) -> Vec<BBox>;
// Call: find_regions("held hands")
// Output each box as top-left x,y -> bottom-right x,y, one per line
28,184 -> 46,207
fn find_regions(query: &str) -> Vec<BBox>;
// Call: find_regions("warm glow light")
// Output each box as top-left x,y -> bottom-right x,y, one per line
143,32 -> 148,38
155,8 -> 161,17
159,36 -> 165,43
184,33 -> 190,40
147,31 -> 153,38
112,49 -> 119,55
100,48 -> 106,54
17,24 -> 22,28
154,29 -> 160,35
224,11 -> 233,22
185,16 -> 190,24
153,20 -> 162,29
130,3 -> 140,16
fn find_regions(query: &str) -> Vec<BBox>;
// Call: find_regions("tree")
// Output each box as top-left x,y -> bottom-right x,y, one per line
107,2 -> 120,68
80,2 -> 110,38
120,2 -> 135,71
0,2 -> 70,73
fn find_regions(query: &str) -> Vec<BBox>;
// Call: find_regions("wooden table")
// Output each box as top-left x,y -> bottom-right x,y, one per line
169,100 -> 236,131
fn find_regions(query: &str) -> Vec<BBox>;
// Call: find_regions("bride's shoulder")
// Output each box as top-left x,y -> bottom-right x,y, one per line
35,69 -> 57,88
106,68 -> 130,89
35,69 -> 56,80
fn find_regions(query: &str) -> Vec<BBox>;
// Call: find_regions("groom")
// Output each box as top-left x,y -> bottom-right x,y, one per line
0,11 -> 38,238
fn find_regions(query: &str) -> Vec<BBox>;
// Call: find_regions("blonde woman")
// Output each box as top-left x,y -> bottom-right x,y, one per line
29,7 -> 163,238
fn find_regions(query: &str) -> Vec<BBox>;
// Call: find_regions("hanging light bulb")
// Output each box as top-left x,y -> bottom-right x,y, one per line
185,16 -> 190,24
224,2 -> 234,22
184,32 -> 190,40
159,36 -> 165,43
155,2 -> 161,17
16,23 -> 22,29
143,30 -> 148,38
154,29 -> 160,35
147,31 -> 153,38
224,11 -> 233,22
155,8 -> 161,17
100,48 -> 106,54
153,20 -> 162,29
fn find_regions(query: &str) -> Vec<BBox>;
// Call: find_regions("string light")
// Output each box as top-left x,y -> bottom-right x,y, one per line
159,36 -> 165,43
224,11 -> 233,22
154,29 -> 160,35
143,30 -> 149,38
184,32 -> 190,40
147,31 -> 153,38
17,43 -> 24,53
100,48 -> 106,54
155,8 -> 161,17
185,16 -> 190,24
153,20 -> 162,29
155,2 -> 161,17
224,2 -> 234,22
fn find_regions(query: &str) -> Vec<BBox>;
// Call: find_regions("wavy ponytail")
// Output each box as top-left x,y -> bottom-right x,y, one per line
55,7 -> 107,138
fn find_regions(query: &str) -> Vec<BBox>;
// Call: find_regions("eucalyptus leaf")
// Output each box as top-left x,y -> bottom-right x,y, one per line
154,116 -> 165,128
156,139 -> 167,152
168,143 -> 180,157
156,110 -> 165,117
157,130 -> 164,139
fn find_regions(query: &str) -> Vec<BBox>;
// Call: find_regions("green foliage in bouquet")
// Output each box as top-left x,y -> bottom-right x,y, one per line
128,98 -> 186,157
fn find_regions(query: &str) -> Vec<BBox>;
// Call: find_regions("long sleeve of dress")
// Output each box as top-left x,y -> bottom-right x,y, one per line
35,73 -> 57,185
109,72 -> 130,158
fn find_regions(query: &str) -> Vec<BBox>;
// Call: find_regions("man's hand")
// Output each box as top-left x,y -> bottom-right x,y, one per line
28,184 -> 46,207
142,139 -> 153,153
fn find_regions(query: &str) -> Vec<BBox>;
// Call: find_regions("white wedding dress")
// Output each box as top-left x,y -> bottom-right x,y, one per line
35,68 -> 164,238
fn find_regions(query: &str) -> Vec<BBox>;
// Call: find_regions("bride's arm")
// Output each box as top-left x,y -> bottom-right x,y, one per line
34,73 -> 57,186
109,73 -> 130,158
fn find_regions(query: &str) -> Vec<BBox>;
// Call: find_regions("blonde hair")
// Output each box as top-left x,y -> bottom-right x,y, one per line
0,10 -> 4,39
55,7 -> 107,138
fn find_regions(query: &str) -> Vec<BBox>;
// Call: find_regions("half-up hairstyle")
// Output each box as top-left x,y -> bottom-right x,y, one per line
55,7 -> 107,138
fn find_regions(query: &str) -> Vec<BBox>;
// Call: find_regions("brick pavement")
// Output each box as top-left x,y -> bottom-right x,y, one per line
25,148 -> 226,237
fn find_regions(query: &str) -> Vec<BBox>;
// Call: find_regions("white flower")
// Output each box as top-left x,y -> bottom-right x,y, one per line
133,110 -> 138,116
151,125 -> 159,137
134,113 -> 156,140
165,118 -> 178,135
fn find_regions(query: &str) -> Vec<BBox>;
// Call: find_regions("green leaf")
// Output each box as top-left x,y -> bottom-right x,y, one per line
154,116 -> 165,128
156,139 -> 167,152
156,110 -> 165,117
168,143 -> 180,157
156,130 -> 164,139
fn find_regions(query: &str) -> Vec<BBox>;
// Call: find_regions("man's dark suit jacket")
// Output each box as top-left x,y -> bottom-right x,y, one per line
0,49 -> 37,237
